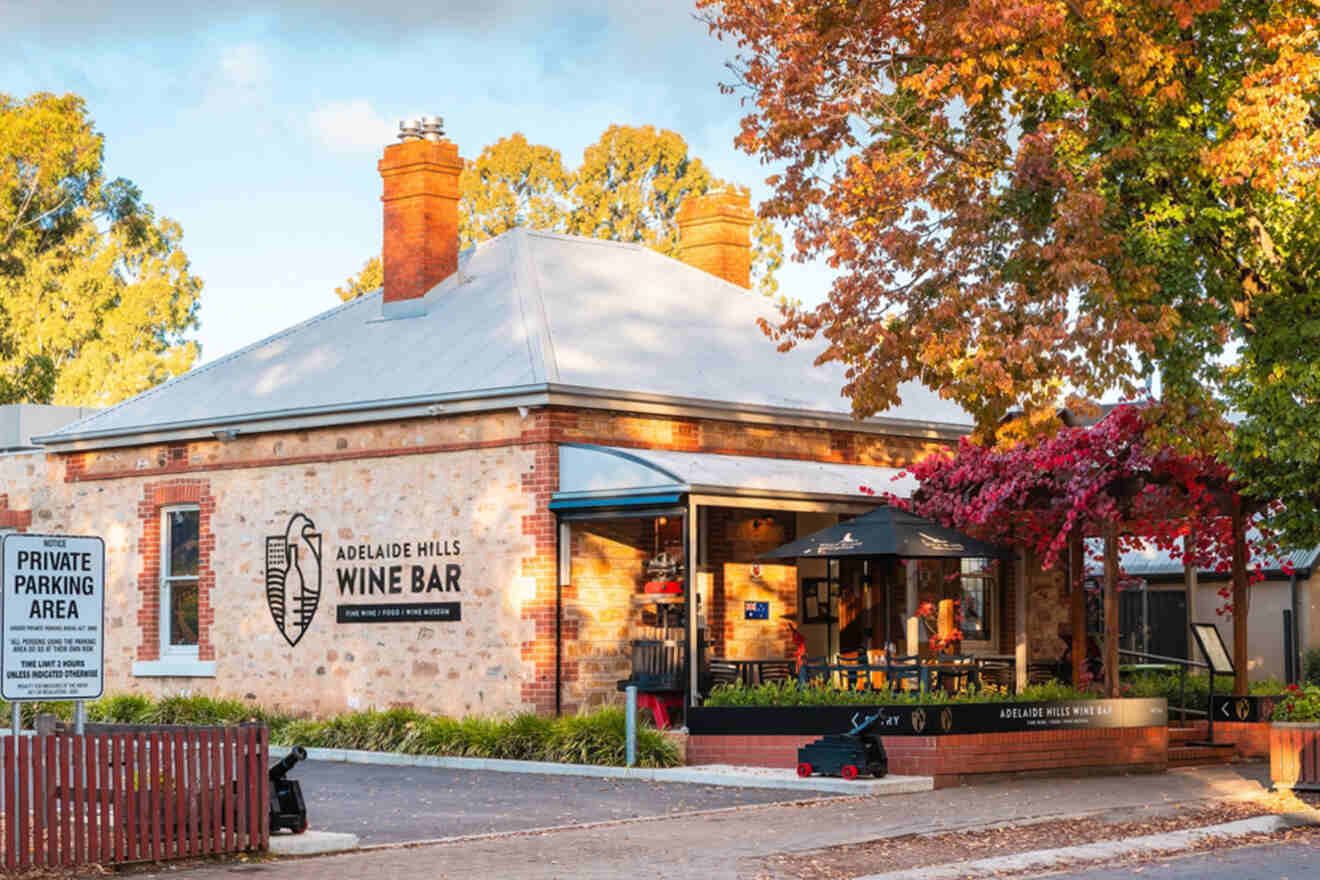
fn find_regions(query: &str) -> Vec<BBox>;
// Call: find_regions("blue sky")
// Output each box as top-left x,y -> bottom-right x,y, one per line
4,1 -> 836,364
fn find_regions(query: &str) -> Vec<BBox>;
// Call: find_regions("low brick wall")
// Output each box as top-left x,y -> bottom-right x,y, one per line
687,727 -> 1169,788
1213,721 -> 1270,759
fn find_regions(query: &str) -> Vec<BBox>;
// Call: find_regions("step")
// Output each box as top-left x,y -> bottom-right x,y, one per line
1168,725 -> 1209,745
1169,744 -> 1235,767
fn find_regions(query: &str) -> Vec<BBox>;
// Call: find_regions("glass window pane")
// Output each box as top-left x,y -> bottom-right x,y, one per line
169,578 -> 199,647
960,557 -> 990,640
169,509 -> 199,576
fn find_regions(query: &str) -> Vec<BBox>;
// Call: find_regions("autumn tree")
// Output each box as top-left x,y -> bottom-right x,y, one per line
700,0 -> 1320,544
0,92 -> 201,406
337,124 -> 784,301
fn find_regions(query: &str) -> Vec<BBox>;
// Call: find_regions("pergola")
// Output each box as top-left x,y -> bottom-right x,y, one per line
898,405 -> 1279,697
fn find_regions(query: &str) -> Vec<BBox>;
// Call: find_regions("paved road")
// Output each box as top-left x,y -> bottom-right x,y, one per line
129,765 -> 1274,879
1048,834 -> 1320,878
292,759 -> 836,844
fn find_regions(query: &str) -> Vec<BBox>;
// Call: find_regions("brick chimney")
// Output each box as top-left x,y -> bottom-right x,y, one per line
675,188 -> 754,289
378,117 -> 463,317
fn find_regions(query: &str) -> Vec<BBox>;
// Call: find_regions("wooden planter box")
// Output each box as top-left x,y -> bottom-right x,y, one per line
1270,722 -> 1320,791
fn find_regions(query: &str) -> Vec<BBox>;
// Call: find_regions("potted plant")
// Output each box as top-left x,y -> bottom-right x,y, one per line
1269,683 -> 1320,790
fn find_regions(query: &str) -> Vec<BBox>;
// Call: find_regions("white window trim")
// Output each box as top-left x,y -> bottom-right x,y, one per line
159,504 -> 201,661
959,560 -> 996,653
132,659 -> 216,678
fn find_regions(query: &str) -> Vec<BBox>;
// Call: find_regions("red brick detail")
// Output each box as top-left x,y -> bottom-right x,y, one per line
518,413 -> 568,714
1212,721 -> 1270,759
379,137 -> 463,304
0,495 -> 32,532
686,726 -> 1169,787
135,480 -> 217,662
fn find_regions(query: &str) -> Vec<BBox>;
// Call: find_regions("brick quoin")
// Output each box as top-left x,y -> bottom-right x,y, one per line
518,412 -> 568,714
0,495 -> 32,532
135,480 -> 217,662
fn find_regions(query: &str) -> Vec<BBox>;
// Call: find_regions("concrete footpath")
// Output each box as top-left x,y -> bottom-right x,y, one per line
132,764 -> 1278,880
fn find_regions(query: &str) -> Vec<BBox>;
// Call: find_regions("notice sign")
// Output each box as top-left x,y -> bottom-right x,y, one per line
1,534 -> 105,701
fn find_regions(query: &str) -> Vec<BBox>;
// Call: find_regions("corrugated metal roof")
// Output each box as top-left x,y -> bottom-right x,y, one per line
38,228 -> 973,445
554,443 -> 915,504
1085,535 -> 1320,578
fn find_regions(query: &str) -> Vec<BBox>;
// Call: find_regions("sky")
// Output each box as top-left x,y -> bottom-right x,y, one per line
3,0 -> 837,365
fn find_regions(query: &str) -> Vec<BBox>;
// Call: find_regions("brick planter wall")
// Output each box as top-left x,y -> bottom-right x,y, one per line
1212,721 -> 1270,759
688,727 -> 1169,788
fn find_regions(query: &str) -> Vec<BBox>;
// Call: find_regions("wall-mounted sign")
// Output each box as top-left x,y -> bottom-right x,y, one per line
744,601 -> 769,620
337,602 -> 461,623
265,514 -> 322,647
1,533 -> 105,701
264,514 -> 467,641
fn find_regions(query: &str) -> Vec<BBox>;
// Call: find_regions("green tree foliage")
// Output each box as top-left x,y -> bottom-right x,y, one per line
0,92 -> 201,406
337,124 -> 783,300
702,0 -> 1320,545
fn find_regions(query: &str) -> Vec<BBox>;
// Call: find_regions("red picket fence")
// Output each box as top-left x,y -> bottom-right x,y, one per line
1,725 -> 269,869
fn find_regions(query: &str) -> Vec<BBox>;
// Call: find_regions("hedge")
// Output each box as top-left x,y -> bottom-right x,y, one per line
0,695 -> 681,768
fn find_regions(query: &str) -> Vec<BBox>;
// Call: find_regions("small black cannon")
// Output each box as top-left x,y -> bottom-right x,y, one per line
796,711 -> 888,780
269,746 -> 309,834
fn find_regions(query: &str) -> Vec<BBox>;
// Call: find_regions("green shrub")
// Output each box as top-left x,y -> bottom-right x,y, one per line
1269,684 -> 1320,722
1304,648 -> 1320,686
702,679 -> 1093,707
0,692 -> 680,768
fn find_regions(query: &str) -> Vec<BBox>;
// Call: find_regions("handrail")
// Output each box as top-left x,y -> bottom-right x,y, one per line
1118,648 -> 1210,671
1117,648 -> 1213,725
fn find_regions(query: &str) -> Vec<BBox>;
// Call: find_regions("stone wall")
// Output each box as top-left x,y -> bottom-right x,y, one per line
9,403 -> 952,719
6,442 -> 541,718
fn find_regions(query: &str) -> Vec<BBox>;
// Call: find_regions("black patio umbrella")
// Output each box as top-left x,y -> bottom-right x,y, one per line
761,506 -> 1008,560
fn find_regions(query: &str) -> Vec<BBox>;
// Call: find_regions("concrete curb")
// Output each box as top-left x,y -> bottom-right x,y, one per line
850,814 -> 1310,880
271,745 -> 934,795
269,831 -> 360,857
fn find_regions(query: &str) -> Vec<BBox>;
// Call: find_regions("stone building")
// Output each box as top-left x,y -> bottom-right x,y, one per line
6,120 -> 1302,719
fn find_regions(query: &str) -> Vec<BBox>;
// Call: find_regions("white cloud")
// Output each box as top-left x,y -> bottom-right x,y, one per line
308,99 -> 394,153
218,43 -> 270,90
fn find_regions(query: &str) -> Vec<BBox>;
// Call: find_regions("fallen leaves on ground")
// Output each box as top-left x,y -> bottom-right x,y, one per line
751,798 -> 1284,880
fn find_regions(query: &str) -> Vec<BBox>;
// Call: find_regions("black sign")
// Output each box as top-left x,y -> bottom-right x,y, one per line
687,699 -> 1169,736
265,514 -> 322,647
336,602 -> 461,623
1210,694 -> 1277,723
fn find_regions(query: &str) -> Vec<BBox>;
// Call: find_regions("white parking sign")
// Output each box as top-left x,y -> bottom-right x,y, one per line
1,534 -> 105,701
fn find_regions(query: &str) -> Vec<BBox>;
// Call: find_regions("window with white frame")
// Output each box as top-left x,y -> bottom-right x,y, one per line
161,507 -> 200,654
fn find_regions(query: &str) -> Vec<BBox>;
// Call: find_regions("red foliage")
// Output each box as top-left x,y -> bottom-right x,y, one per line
881,405 -> 1282,614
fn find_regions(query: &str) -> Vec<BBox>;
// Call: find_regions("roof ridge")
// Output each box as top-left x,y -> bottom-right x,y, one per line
45,291 -> 383,438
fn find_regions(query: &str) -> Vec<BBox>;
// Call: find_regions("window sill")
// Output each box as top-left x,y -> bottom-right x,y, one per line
132,659 -> 216,678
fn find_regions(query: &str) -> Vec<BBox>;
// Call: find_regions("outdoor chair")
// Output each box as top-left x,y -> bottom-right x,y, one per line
931,654 -> 979,692
757,660 -> 795,683
708,660 -> 741,688
879,654 -> 922,693
832,650 -> 867,690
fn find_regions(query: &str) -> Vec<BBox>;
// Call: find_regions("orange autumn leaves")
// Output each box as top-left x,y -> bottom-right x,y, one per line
702,0 -> 1320,445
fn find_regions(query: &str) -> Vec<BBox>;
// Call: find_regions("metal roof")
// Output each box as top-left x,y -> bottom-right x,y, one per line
37,228 -> 973,448
1085,536 -> 1320,579
553,443 -> 915,506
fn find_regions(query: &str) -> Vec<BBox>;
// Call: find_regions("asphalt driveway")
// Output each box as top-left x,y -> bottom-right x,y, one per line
288,759 -> 834,845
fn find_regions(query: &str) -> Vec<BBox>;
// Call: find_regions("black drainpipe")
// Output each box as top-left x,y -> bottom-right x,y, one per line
554,515 -> 562,717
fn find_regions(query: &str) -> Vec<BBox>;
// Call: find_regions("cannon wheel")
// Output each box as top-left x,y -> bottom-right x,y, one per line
796,762 -> 813,778
841,764 -> 859,780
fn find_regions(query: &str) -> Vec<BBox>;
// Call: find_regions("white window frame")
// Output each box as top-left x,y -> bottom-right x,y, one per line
958,557 -> 996,652
159,504 -> 201,660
